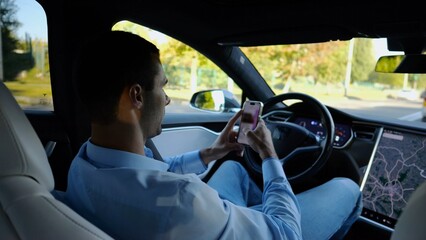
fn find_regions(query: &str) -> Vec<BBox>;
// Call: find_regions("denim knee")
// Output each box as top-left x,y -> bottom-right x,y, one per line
220,160 -> 243,170
217,161 -> 248,179
330,177 -> 361,198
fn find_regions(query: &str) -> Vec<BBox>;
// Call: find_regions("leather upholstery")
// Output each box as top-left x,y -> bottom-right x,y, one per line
0,83 -> 54,189
0,82 -> 112,239
391,181 -> 426,240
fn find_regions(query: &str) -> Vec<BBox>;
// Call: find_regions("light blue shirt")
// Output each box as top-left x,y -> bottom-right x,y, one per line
65,140 -> 302,240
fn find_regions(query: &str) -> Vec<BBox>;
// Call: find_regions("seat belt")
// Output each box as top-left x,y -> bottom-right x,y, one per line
145,138 -> 164,161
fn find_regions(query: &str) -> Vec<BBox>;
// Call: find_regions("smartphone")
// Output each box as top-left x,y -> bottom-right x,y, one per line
237,100 -> 263,145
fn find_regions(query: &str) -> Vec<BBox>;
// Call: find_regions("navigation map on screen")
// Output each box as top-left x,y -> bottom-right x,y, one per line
361,129 -> 426,228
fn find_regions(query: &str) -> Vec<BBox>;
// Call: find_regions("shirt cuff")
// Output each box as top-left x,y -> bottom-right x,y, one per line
262,158 -> 286,182
183,150 -> 207,174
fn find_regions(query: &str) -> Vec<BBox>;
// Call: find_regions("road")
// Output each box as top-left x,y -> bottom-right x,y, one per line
166,98 -> 426,123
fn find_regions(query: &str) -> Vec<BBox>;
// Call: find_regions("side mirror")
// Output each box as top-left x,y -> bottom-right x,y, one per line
190,89 -> 240,113
375,54 -> 426,73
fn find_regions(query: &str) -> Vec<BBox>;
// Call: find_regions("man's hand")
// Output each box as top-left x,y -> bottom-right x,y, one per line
200,111 -> 244,165
245,119 -> 278,160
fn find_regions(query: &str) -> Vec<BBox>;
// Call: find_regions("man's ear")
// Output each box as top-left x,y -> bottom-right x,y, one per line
129,84 -> 143,109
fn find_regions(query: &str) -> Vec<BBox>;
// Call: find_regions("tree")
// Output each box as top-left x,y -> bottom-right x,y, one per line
1,0 -> 35,81
351,38 -> 375,82
368,71 -> 404,88
113,20 -> 232,90
241,44 -> 309,90
0,0 -> 20,53
417,75 -> 426,89
303,42 -> 348,85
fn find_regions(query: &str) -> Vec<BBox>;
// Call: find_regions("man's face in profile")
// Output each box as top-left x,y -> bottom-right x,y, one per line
140,61 -> 170,138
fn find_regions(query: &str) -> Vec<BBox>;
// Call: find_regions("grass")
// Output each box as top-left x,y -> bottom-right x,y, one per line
4,69 -> 53,109
277,82 -> 405,102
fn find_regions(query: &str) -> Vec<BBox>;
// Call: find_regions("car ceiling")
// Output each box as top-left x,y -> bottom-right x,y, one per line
39,0 -> 426,49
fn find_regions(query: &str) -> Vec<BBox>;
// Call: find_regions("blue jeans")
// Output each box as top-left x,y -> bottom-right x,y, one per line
207,160 -> 362,240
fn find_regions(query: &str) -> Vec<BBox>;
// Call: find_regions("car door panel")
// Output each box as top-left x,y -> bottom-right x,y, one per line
155,112 -> 235,157
152,126 -> 219,158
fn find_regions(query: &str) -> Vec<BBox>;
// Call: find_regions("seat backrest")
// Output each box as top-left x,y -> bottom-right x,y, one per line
0,82 -> 112,240
391,181 -> 426,240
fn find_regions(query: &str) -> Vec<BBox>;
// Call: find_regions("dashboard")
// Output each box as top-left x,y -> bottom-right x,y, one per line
293,115 -> 426,231
293,117 -> 353,148
360,128 -> 426,229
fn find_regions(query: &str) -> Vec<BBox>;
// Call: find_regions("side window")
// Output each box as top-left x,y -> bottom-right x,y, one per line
1,0 -> 52,110
112,20 -> 242,113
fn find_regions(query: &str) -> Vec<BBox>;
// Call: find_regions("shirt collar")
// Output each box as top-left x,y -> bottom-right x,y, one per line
85,140 -> 169,172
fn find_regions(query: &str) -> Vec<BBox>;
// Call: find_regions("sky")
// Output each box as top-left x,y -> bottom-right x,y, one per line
372,38 -> 403,60
14,0 -> 47,41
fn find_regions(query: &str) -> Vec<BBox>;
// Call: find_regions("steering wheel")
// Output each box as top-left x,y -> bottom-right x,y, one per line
244,92 -> 335,183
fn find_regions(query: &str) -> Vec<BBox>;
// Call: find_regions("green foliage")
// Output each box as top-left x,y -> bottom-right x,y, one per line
351,39 -> 376,82
113,20 -> 425,94
5,66 -> 52,108
313,42 -> 347,84
0,0 -> 20,51
1,0 -> 27,81
0,0 -> 44,82
368,71 -> 404,88
242,41 -> 350,86
240,46 -> 279,84
416,75 -> 426,89
0,0 -> 20,28
4,50 -> 34,80
1,25 -> 18,55
113,20 -> 230,91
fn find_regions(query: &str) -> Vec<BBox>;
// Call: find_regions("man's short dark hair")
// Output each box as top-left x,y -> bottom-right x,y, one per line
74,30 -> 160,124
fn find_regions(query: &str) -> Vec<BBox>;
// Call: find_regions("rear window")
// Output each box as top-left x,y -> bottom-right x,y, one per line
1,0 -> 52,110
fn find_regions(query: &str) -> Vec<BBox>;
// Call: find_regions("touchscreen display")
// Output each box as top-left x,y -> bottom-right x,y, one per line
361,129 -> 426,228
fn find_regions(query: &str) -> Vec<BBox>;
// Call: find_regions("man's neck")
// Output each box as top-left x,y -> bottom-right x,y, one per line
90,122 -> 146,155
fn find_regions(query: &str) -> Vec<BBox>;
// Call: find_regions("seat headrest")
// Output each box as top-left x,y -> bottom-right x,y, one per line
391,181 -> 426,240
0,82 -> 54,190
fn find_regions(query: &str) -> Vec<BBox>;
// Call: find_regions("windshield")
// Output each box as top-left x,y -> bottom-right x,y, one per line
240,38 -> 426,124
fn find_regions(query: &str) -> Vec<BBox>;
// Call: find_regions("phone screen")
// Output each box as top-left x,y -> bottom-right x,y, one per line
237,101 -> 263,145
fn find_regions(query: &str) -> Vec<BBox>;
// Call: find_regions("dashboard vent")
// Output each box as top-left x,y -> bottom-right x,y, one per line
353,125 -> 377,140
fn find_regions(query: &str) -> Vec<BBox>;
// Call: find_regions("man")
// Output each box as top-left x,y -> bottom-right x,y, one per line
65,30 -> 362,240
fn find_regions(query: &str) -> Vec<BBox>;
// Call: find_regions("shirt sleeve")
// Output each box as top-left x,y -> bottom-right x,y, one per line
261,158 -> 302,238
164,150 -> 207,174
168,163 -> 302,240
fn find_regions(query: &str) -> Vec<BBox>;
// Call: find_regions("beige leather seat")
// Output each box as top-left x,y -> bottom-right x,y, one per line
391,180 -> 426,240
0,82 -> 112,239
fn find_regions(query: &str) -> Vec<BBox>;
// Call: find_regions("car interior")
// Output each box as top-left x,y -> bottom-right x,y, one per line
1,0 -> 426,239
0,82 -> 112,239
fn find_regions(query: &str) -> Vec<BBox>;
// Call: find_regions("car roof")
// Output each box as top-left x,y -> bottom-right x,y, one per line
52,0 -> 426,50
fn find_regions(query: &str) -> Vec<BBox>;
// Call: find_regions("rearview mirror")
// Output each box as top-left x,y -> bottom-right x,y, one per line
190,89 -> 240,113
375,54 -> 426,73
